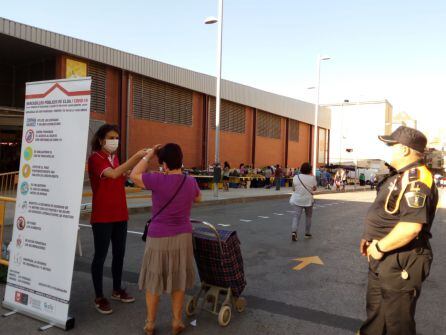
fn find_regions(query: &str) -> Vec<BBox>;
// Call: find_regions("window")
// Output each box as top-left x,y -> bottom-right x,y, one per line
87,62 -> 106,113
209,98 -> 245,134
256,110 -> 281,139
289,119 -> 299,142
133,75 -> 193,126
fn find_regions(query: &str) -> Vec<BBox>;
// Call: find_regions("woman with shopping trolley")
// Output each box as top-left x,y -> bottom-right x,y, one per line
130,143 -> 201,335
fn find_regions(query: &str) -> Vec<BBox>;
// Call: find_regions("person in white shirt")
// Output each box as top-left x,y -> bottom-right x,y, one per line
289,162 -> 317,241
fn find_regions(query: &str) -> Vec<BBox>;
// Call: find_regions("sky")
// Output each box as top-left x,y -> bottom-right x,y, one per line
3,0 -> 446,141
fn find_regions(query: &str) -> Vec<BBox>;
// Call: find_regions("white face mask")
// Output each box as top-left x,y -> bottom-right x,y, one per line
103,139 -> 119,153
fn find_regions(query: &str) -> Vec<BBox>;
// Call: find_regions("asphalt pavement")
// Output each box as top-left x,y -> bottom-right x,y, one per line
1,190 -> 446,335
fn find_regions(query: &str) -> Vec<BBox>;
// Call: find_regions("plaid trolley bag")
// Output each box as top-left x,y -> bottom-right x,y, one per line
185,220 -> 247,327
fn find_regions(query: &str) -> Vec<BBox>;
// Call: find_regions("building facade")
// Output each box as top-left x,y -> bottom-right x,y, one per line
325,100 -> 392,165
425,148 -> 445,174
0,17 -> 330,172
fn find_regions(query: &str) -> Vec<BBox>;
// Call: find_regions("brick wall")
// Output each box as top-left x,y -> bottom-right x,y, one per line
255,117 -> 287,168
287,122 -> 311,169
128,89 -> 204,169
207,107 -> 253,169
58,55 -> 331,170
104,67 -> 120,125
57,54 -> 119,124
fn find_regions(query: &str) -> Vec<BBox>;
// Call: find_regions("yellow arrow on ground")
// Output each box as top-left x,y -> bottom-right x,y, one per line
292,256 -> 324,271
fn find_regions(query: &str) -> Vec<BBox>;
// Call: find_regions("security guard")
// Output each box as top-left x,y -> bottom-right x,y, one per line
358,126 -> 438,335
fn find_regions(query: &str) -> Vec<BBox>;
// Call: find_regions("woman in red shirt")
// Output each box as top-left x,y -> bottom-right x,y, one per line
88,124 -> 147,315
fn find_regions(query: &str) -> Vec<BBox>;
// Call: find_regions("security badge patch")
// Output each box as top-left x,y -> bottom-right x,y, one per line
384,167 -> 427,213
405,167 -> 427,209
405,185 -> 427,208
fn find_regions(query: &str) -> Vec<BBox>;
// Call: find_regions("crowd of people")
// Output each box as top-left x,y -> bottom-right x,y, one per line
86,123 -> 321,333
209,162 -> 380,193
87,123 -> 436,335
86,124 -> 367,332
208,162 -> 355,192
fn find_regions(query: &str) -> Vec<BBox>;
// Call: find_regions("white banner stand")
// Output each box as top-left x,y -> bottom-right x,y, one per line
2,78 -> 91,331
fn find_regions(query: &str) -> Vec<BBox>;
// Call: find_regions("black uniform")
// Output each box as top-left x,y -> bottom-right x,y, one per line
359,161 -> 438,335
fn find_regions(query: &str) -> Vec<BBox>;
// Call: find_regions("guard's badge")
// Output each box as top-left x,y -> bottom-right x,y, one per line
404,191 -> 427,208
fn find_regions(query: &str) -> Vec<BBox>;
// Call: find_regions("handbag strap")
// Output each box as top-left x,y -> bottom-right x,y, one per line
297,174 -> 313,196
149,174 -> 187,222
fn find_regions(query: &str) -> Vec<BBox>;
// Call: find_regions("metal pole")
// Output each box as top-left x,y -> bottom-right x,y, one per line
339,102 -> 343,165
312,56 -> 321,176
354,101 -> 359,190
213,0 -> 223,198
126,73 -> 131,160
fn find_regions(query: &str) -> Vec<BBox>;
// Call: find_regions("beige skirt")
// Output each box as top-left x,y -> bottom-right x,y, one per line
138,233 -> 195,295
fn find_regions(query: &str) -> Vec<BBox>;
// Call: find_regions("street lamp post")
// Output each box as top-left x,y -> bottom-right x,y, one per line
311,55 -> 331,176
339,99 -> 349,165
205,0 -> 224,198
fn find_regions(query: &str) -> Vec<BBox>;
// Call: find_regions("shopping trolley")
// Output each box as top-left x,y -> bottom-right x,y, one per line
186,220 -> 247,327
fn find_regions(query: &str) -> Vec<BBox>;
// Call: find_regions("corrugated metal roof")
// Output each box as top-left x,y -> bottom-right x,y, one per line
0,17 -> 330,128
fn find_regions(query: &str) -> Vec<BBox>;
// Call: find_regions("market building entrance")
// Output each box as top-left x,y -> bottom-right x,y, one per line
0,33 -> 57,171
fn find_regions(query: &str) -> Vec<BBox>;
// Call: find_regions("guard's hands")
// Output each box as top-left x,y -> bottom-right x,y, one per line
360,239 -> 370,257
367,240 -> 384,262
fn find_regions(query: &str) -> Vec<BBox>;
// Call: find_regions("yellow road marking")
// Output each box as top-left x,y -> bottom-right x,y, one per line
292,256 -> 324,271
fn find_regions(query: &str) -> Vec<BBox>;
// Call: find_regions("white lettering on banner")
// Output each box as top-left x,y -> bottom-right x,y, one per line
3,78 -> 91,329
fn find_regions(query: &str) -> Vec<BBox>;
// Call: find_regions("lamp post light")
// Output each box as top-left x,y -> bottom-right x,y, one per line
205,0 -> 224,198
311,55 -> 331,176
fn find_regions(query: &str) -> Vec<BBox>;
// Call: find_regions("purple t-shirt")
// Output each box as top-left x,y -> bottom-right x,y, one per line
142,173 -> 200,238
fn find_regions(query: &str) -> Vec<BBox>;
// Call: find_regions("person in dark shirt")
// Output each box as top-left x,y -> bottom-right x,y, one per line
274,164 -> 283,191
358,126 -> 438,335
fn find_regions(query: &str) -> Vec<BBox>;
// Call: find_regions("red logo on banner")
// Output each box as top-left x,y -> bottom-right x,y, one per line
25,129 -> 35,143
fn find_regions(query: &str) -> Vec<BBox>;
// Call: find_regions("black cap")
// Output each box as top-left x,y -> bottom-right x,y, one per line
378,126 -> 427,153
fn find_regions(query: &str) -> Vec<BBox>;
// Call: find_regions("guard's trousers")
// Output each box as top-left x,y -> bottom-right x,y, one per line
359,246 -> 433,335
